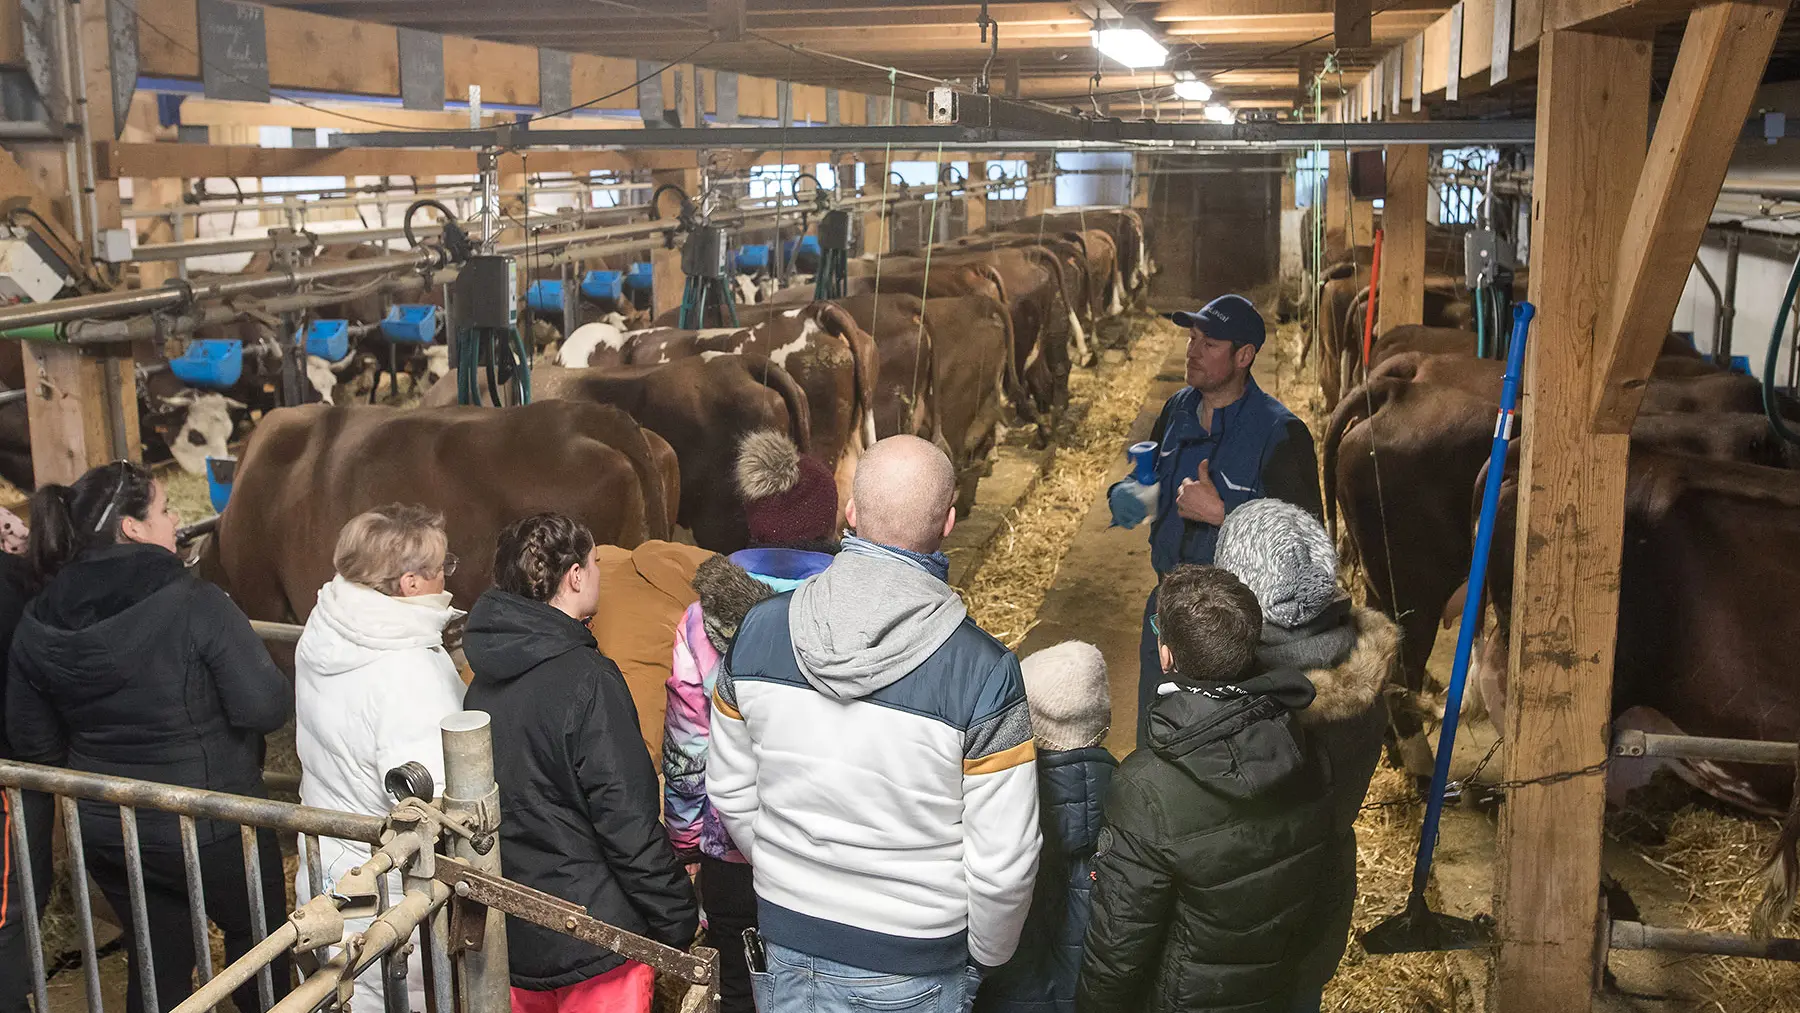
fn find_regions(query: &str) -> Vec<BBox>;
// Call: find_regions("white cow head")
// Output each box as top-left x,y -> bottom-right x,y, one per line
159,391 -> 246,475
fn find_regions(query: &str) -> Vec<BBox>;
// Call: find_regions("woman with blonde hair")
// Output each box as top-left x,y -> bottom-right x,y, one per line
295,503 -> 467,1013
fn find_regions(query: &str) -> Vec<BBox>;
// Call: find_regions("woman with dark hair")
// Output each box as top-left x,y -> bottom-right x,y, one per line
5,460 -> 292,1013
465,513 -> 698,1013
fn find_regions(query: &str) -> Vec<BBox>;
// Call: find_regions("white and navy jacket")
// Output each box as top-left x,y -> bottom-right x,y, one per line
707,592 -> 1043,974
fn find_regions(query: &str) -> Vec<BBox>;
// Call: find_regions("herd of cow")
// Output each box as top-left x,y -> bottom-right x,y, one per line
1314,233 -> 1800,915
189,207 -> 1151,634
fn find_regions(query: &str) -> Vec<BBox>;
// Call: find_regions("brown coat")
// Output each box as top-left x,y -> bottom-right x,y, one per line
590,541 -> 715,755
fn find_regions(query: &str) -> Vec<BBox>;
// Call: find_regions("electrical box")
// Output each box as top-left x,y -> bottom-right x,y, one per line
0,230 -> 73,305
928,85 -> 959,125
1347,149 -> 1386,201
453,255 -> 518,330
96,228 -> 133,264
1464,229 -> 1500,288
681,226 -> 731,279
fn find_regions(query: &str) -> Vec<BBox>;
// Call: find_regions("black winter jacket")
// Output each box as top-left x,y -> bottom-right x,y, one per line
463,589 -> 699,990
5,543 -> 290,849
1076,603 -> 1396,1013
977,746 -> 1116,1013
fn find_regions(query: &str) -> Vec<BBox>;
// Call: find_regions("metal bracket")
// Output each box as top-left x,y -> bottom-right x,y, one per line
449,893 -> 490,954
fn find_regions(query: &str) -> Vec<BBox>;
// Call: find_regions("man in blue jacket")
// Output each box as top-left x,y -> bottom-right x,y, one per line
1110,294 -> 1321,746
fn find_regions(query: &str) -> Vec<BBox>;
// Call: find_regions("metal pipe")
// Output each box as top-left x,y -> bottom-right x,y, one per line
425,903 -> 454,1013
179,815 -> 216,1005
1611,728 -> 1799,766
242,824 -> 275,1011
0,121 -> 59,139
65,0 -> 100,259
122,180 -> 651,220
267,881 -> 452,1013
6,787 -> 48,1013
50,0 -> 84,247
0,760 -> 388,842
1720,230 -> 1742,366
249,620 -> 305,644
121,808 -> 162,1013
1609,920 -> 1800,961
441,711 -> 509,1013
168,920 -> 300,1013
2,175 -> 1049,332
1691,255 -> 1724,358
60,796 -> 104,1013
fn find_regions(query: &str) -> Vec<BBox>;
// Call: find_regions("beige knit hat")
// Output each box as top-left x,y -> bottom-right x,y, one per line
1019,641 -> 1111,752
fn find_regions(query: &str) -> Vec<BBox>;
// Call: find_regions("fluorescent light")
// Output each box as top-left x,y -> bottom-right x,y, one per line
1091,27 -> 1168,69
1172,79 -> 1213,102
1204,104 -> 1235,123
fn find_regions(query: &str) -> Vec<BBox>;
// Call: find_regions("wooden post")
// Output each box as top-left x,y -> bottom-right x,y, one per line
965,160 -> 988,232
1024,155 -> 1054,216
1493,28 -> 1651,1013
1590,0 -> 1786,432
1131,154 -> 1151,210
861,156 -> 891,257
650,166 -> 699,321
1378,143 -> 1429,333
1325,149 -> 1353,260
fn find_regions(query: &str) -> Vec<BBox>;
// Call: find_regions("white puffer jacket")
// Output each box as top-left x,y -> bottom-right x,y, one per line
294,576 -> 466,1012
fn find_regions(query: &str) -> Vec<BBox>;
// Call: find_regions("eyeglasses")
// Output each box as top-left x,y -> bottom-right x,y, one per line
1149,614 -> 1160,639
440,552 -> 458,577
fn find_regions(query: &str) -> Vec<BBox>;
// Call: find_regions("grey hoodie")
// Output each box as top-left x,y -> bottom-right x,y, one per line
787,538 -> 967,700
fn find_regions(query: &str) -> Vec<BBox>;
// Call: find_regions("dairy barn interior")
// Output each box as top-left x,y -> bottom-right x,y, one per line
0,0 -> 1799,1010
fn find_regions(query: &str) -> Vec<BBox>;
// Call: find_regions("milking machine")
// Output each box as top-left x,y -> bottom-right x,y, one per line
803,173 -> 855,301
653,181 -> 740,330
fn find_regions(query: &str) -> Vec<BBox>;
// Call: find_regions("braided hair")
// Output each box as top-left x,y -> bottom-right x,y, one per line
492,513 -> 595,604
27,460 -> 158,586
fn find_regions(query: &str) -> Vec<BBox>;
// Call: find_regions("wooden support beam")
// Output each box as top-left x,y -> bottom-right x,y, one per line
1024,155 -> 1055,216
860,156 -> 891,257
1591,0 -> 1787,433
709,0 -> 746,42
1494,28 -> 1651,1013
650,166 -> 699,321
1336,0 -> 1374,46
966,160 -> 988,232
1378,142 -> 1429,333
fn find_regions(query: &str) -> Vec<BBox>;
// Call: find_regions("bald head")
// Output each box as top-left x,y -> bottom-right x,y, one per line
849,436 -> 958,553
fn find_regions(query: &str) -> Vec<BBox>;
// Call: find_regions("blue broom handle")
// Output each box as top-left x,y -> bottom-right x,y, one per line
1408,300 -> 1535,901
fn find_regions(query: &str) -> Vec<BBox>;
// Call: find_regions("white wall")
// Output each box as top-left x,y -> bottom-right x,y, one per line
1673,243 -> 1797,386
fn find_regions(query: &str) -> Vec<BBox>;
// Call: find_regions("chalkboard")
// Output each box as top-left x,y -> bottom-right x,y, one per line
714,72 -> 738,124
539,49 -> 571,115
197,0 -> 269,103
397,28 -> 444,111
636,60 -> 664,127
826,88 -> 839,126
777,81 -> 792,128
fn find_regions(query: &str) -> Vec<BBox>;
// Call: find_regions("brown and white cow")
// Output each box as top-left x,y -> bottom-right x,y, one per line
201,398 -> 677,624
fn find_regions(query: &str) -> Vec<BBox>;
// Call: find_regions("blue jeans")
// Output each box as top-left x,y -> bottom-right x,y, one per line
749,940 -> 980,1013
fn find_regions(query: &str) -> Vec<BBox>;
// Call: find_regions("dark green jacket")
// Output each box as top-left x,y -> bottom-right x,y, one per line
1076,663 -> 1356,1013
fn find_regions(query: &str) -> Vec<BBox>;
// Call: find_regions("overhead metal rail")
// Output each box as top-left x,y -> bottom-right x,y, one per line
0,173 -> 1044,334
330,95 -> 1539,152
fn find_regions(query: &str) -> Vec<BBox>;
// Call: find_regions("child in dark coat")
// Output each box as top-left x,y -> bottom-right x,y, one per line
976,641 -> 1115,1013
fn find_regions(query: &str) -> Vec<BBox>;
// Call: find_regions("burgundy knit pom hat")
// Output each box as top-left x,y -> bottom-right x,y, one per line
736,430 -> 839,545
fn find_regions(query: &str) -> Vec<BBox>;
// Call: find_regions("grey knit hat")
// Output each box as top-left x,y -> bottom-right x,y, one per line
1214,498 -> 1339,629
1019,641 -> 1111,752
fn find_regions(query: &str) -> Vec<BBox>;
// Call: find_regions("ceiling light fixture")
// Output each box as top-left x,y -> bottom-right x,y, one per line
1172,79 -> 1213,102
1204,103 -> 1235,123
1091,26 -> 1168,69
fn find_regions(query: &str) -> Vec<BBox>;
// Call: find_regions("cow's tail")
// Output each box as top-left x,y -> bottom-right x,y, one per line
745,354 -> 813,456
1026,246 -> 1090,368
990,293 -> 1026,417
1323,376 -> 1401,544
1753,770 -> 1800,937
815,302 -> 880,451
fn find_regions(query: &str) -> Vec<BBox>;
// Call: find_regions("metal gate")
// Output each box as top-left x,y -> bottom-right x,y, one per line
0,711 -> 718,1013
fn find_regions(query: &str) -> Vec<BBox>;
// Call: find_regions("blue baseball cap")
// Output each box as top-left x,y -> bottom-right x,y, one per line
1168,294 -> 1266,350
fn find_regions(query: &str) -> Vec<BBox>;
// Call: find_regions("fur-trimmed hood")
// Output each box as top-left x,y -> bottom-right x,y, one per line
1293,606 -> 1397,726
691,555 -> 775,654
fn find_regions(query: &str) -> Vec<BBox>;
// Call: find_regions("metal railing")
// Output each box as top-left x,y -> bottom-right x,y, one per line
1,712 -> 720,1013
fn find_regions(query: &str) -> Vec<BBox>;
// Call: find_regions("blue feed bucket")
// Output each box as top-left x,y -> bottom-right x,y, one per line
380,304 -> 439,344
205,455 -> 237,514
736,244 -> 773,274
169,339 -> 244,390
527,280 -> 565,314
623,263 -> 655,291
304,319 -> 349,361
581,270 -> 624,303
